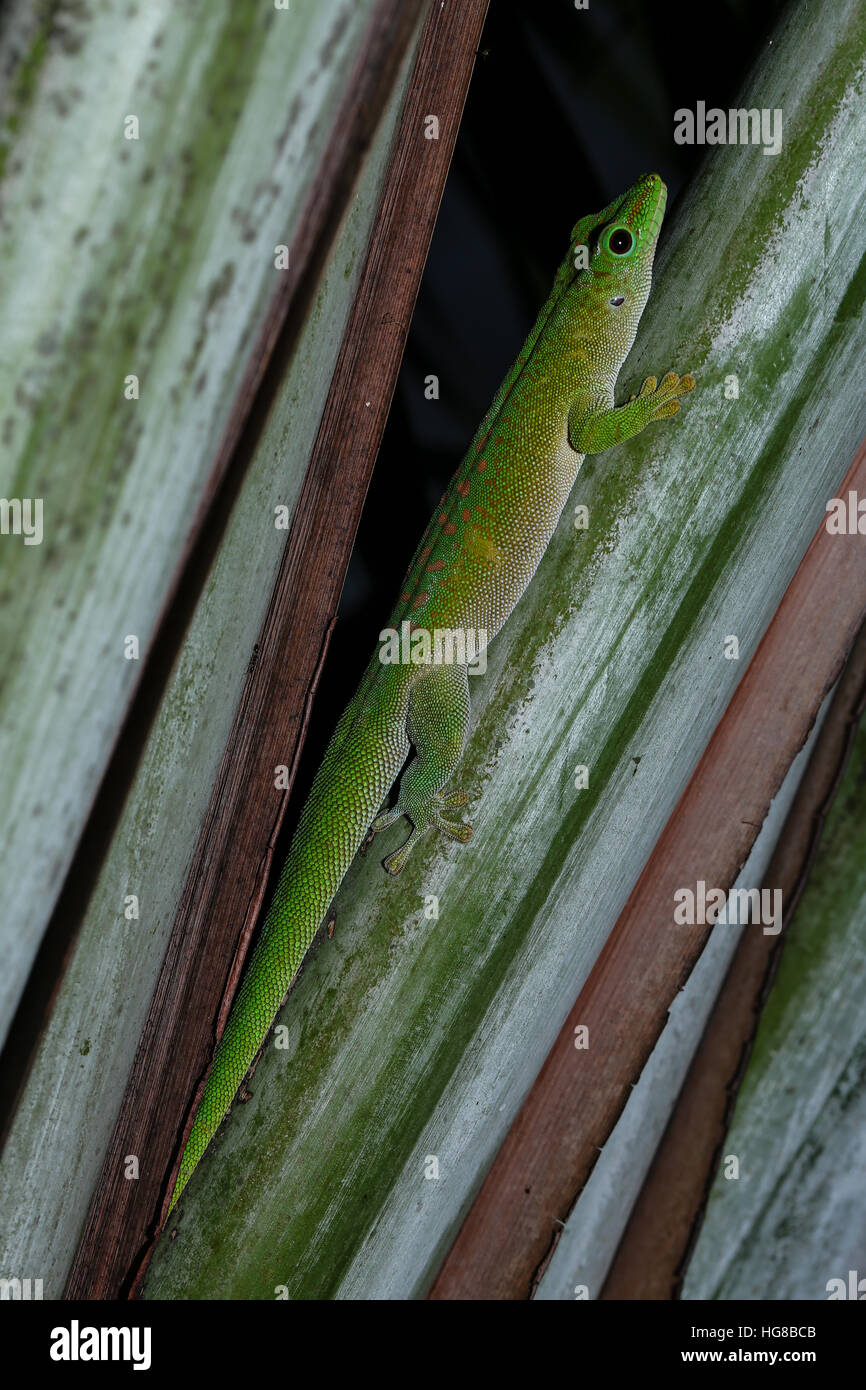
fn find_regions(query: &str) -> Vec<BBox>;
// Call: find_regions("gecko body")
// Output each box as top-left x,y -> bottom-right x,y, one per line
170,172 -> 693,1211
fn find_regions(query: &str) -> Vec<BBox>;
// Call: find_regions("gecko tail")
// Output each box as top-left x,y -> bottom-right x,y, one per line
168,680 -> 410,1214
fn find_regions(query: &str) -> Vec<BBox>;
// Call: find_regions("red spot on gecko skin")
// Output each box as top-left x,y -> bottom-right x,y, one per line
439,513 -> 448,526
444,522 -> 457,535
413,591 -> 429,608
400,592 -> 410,603
477,459 -> 487,472
457,479 -> 470,498
426,559 -> 445,572
419,545 -> 431,562
461,508 -> 471,522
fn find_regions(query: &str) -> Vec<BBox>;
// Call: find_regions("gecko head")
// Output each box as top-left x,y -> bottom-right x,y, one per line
575,173 -> 667,334
591,172 -> 665,278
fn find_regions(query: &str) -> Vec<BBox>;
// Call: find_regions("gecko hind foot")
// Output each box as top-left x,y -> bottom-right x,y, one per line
369,805 -> 402,837
432,808 -> 473,842
381,797 -> 473,876
435,787 -> 468,808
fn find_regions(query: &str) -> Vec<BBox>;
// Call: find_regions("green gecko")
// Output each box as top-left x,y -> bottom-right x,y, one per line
169,172 -> 693,1212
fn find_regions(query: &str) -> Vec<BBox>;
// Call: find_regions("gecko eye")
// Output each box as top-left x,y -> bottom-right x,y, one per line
610,296 -> 625,306
609,228 -> 634,254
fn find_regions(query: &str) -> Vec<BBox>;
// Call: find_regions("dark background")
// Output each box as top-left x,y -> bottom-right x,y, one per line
283,0 -> 788,839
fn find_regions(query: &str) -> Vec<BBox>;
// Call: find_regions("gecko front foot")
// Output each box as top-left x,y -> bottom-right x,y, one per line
569,367 -> 695,453
629,370 -> 695,419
